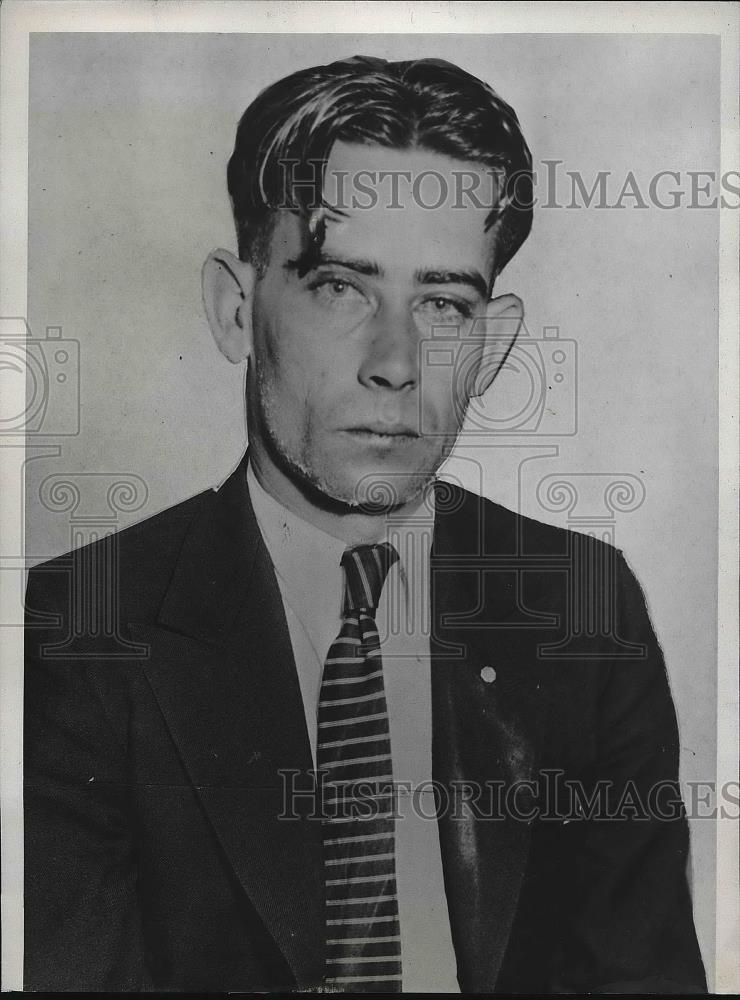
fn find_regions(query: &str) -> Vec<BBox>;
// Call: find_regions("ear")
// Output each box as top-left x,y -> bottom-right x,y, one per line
469,293 -> 524,397
201,249 -> 255,363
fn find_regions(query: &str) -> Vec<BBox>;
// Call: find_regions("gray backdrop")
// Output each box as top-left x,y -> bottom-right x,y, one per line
26,32 -> 719,976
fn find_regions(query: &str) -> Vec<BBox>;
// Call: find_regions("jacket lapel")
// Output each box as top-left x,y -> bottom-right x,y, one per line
128,458 -> 325,989
431,488 -> 544,992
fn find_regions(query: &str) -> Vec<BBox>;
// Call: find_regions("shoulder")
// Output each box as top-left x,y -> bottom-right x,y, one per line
437,483 -> 647,625
25,483 -> 214,615
437,481 -> 596,559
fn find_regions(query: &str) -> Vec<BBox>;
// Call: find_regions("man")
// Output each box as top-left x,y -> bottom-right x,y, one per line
24,56 -> 707,992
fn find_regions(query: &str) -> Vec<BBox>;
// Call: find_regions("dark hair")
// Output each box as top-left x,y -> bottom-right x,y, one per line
227,55 -> 533,279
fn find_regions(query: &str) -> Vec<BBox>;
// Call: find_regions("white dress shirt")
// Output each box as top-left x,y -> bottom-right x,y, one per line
247,464 -> 460,993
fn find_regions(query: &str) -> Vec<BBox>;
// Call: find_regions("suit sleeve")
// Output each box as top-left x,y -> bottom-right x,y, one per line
551,549 -> 708,994
24,562 -> 145,991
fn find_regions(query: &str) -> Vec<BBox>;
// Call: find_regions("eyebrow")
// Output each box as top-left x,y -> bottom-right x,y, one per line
284,252 -> 490,299
419,268 -> 490,300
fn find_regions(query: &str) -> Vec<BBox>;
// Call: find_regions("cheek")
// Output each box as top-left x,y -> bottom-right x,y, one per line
421,369 -> 464,432
253,321 -> 343,443
255,293 -> 335,379
253,308 -> 304,398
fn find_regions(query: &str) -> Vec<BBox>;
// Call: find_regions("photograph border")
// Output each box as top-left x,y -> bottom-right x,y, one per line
1,2 -> 737,992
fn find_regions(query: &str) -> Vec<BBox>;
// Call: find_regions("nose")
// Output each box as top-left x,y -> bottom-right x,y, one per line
357,304 -> 418,391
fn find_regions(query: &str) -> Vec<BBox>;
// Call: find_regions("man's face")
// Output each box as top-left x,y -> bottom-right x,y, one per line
248,141 -> 497,508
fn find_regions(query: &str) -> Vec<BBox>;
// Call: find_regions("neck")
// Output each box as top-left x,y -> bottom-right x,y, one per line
248,445 -> 429,546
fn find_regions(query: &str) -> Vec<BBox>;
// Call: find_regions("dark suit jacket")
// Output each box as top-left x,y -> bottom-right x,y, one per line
24,455 -> 707,993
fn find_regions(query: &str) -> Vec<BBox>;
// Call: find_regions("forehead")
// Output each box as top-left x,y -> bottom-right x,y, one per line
273,141 -> 497,280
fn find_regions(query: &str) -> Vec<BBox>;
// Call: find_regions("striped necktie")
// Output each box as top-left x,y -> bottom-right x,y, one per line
317,542 -> 402,993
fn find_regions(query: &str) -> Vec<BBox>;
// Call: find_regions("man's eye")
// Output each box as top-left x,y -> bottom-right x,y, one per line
309,276 -> 367,306
419,296 -> 473,321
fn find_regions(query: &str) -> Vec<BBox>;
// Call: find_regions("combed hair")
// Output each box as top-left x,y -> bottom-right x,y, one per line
227,55 -> 533,279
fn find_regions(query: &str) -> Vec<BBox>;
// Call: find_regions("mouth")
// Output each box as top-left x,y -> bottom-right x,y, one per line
344,424 -> 420,442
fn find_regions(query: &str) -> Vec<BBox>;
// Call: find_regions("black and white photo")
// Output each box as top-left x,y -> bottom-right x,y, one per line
1,3 -> 737,994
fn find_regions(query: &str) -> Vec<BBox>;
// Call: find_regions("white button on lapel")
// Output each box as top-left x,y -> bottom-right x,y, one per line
480,665 -> 497,683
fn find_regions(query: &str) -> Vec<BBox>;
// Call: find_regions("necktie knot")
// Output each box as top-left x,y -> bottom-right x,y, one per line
341,542 -> 399,616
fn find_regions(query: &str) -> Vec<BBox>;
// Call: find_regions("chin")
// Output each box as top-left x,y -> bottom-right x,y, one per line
348,470 -> 430,510
320,452 -> 440,511
271,431 -> 447,512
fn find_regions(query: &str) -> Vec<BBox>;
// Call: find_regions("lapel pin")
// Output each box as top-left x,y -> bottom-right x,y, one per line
480,665 -> 497,683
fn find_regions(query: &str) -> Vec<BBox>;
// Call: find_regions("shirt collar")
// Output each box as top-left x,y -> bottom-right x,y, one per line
247,461 -> 436,620
247,463 -> 346,621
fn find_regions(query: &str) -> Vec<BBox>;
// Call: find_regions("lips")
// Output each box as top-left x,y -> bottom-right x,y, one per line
347,423 -> 419,437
